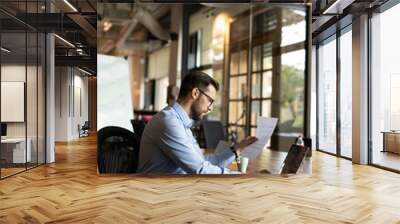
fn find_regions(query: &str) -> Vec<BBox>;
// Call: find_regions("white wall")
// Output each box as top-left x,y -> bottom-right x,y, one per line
54,67 -> 89,141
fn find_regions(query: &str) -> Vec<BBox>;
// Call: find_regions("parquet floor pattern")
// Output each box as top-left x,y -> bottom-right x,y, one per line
1,135 -> 400,223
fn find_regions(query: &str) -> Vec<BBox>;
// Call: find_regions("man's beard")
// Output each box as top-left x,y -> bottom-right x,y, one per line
191,100 -> 204,121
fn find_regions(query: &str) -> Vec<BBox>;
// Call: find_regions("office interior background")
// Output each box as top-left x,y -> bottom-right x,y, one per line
0,0 -> 400,222
0,0 -> 399,176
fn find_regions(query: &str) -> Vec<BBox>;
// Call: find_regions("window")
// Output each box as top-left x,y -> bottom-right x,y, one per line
226,5 -> 308,151
317,35 -> 337,154
188,31 -> 201,70
370,3 -> 400,171
339,27 -> 352,158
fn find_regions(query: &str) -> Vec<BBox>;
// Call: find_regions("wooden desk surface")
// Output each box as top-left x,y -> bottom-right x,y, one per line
204,148 -> 312,175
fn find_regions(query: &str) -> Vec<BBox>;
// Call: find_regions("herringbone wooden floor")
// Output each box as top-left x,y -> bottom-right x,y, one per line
1,135 -> 400,223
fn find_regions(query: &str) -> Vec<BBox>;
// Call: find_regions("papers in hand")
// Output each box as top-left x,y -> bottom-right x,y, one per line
241,116 -> 278,160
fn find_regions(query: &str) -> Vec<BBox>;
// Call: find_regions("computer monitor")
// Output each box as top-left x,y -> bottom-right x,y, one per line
1,123 -> 7,137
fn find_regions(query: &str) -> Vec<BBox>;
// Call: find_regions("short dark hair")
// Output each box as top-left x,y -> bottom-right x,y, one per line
178,71 -> 219,98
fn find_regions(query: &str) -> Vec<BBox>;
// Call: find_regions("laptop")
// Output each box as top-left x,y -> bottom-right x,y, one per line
260,137 -> 312,175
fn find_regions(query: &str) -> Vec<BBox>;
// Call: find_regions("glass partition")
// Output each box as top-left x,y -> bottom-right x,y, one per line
0,17 -> 28,177
0,1 -> 46,179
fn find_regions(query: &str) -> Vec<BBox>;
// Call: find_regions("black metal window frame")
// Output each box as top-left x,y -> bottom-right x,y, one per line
315,23 -> 353,161
226,4 -> 312,143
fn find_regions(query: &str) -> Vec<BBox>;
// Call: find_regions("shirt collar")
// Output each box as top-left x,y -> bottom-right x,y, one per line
172,102 -> 194,128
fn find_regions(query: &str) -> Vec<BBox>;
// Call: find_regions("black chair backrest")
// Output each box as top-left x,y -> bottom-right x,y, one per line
130,119 -> 147,143
82,121 -> 90,130
202,120 -> 226,149
97,126 -> 140,173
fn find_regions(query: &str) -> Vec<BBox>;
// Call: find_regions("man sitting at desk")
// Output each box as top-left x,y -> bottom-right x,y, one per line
138,71 -> 257,174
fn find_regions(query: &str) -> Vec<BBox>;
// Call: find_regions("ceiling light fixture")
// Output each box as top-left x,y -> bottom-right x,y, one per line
1,47 -> 11,53
63,0 -> 78,12
54,34 -> 75,48
103,21 -> 113,32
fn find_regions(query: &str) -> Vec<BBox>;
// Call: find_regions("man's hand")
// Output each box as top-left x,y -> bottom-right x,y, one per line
233,136 -> 258,151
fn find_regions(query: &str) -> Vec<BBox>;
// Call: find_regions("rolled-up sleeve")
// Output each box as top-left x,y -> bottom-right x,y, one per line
158,117 -> 232,174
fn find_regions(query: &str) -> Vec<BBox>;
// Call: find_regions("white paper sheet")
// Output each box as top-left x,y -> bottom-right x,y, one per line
241,116 -> 278,160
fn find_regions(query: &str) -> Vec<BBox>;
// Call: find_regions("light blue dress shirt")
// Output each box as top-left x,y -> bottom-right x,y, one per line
137,102 -> 235,174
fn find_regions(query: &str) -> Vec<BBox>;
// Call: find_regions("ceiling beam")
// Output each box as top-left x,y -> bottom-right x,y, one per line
67,13 -> 97,38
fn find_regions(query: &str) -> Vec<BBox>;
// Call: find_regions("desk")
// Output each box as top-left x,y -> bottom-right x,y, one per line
1,138 -> 31,163
382,131 -> 400,154
205,148 -> 312,175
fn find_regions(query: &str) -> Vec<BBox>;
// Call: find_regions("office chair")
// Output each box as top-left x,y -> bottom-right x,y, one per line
130,119 -> 147,144
202,120 -> 227,149
79,121 -> 90,138
97,126 -> 140,173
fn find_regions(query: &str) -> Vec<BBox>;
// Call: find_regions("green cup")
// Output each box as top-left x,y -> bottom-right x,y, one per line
240,156 -> 249,173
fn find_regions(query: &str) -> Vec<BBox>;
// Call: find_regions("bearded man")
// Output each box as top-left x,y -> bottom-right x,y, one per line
137,71 -> 256,174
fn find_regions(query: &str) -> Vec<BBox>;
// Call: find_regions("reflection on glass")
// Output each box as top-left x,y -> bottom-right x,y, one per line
340,28 -> 352,158
262,71 -> 272,98
318,37 -> 337,154
252,73 -> 261,98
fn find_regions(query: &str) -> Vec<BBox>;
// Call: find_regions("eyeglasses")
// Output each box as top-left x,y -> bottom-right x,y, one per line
198,88 -> 215,107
